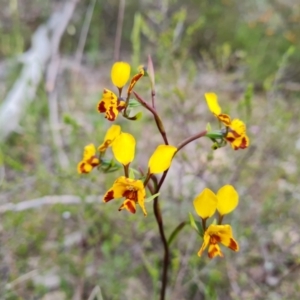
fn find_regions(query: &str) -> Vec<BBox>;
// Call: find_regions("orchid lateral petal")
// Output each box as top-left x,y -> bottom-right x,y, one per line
205,93 -> 221,116
148,145 -> 177,174
112,133 -> 136,166
216,185 -> 239,216
193,188 -> 217,219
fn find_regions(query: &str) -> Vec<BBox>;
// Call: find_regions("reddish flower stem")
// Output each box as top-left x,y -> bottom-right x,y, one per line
123,164 -> 129,178
176,130 -> 208,153
151,90 -> 156,109
133,91 -> 168,145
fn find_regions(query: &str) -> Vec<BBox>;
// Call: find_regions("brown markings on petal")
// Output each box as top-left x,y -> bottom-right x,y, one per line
118,201 -> 136,214
90,157 -> 100,167
219,114 -> 231,126
123,190 -> 138,202
117,100 -> 125,112
239,136 -> 248,149
228,129 -> 241,138
208,245 -> 224,259
97,101 -> 106,113
79,162 -> 88,174
226,136 -> 235,143
123,201 -> 136,214
210,234 -> 221,245
104,190 -> 114,202
228,238 -> 239,251
106,106 -> 116,121
127,73 -> 144,94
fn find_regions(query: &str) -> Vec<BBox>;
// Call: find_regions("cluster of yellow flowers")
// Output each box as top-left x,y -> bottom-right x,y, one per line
77,61 -> 250,259
193,186 -> 239,258
78,124 -> 177,215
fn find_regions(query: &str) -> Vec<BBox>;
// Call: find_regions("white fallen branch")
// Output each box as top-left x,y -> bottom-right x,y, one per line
0,25 -> 50,140
0,0 -> 78,141
0,195 -> 99,214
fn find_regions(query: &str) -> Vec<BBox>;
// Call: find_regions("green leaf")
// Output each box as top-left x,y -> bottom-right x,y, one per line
189,213 -> 203,235
205,130 -> 223,139
168,221 -> 187,246
128,99 -> 142,108
100,159 -> 122,173
125,111 -> 143,121
189,213 -> 198,232
145,192 -> 160,202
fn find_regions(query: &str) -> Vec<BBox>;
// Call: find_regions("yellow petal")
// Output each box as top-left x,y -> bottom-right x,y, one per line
103,176 -> 127,202
119,199 -> 136,214
112,133 -> 136,165
208,244 -> 224,259
77,161 -> 93,174
230,119 -> 246,136
137,184 -> 147,216
218,113 -> 231,126
127,69 -> 144,95
193,188 -> 218,219
217,225 -> 239,251
205,93 -> 221,116
98,125 -> 121,152
197,231 -> 210,257
217,185 -> 239,215
111,62 -> 131,88
83,144 -> 97,161
148,145 -> 177,174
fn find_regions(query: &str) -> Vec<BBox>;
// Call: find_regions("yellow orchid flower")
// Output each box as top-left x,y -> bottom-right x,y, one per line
97,62 -> 144,121
193,188 -> 218,219
103,176 -> 147,215
77,144 -> 100,174
204,93 -> 250,150
198,224 -> 239,259
148,145 -> 177,174
205,93 -> 231,126
97,88 -> 125,121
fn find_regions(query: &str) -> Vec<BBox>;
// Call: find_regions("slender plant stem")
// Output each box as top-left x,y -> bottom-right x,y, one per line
176,130 -> 208,153
202,218 -> 207,231
218,213 -> 224,225
123,164 -> 129,178
151,90 -> 156,109
153,196 -> 168,300
133,91 -> 168,145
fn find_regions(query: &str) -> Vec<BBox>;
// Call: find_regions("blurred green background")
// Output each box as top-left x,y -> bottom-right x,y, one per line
1,0 -> 300,299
